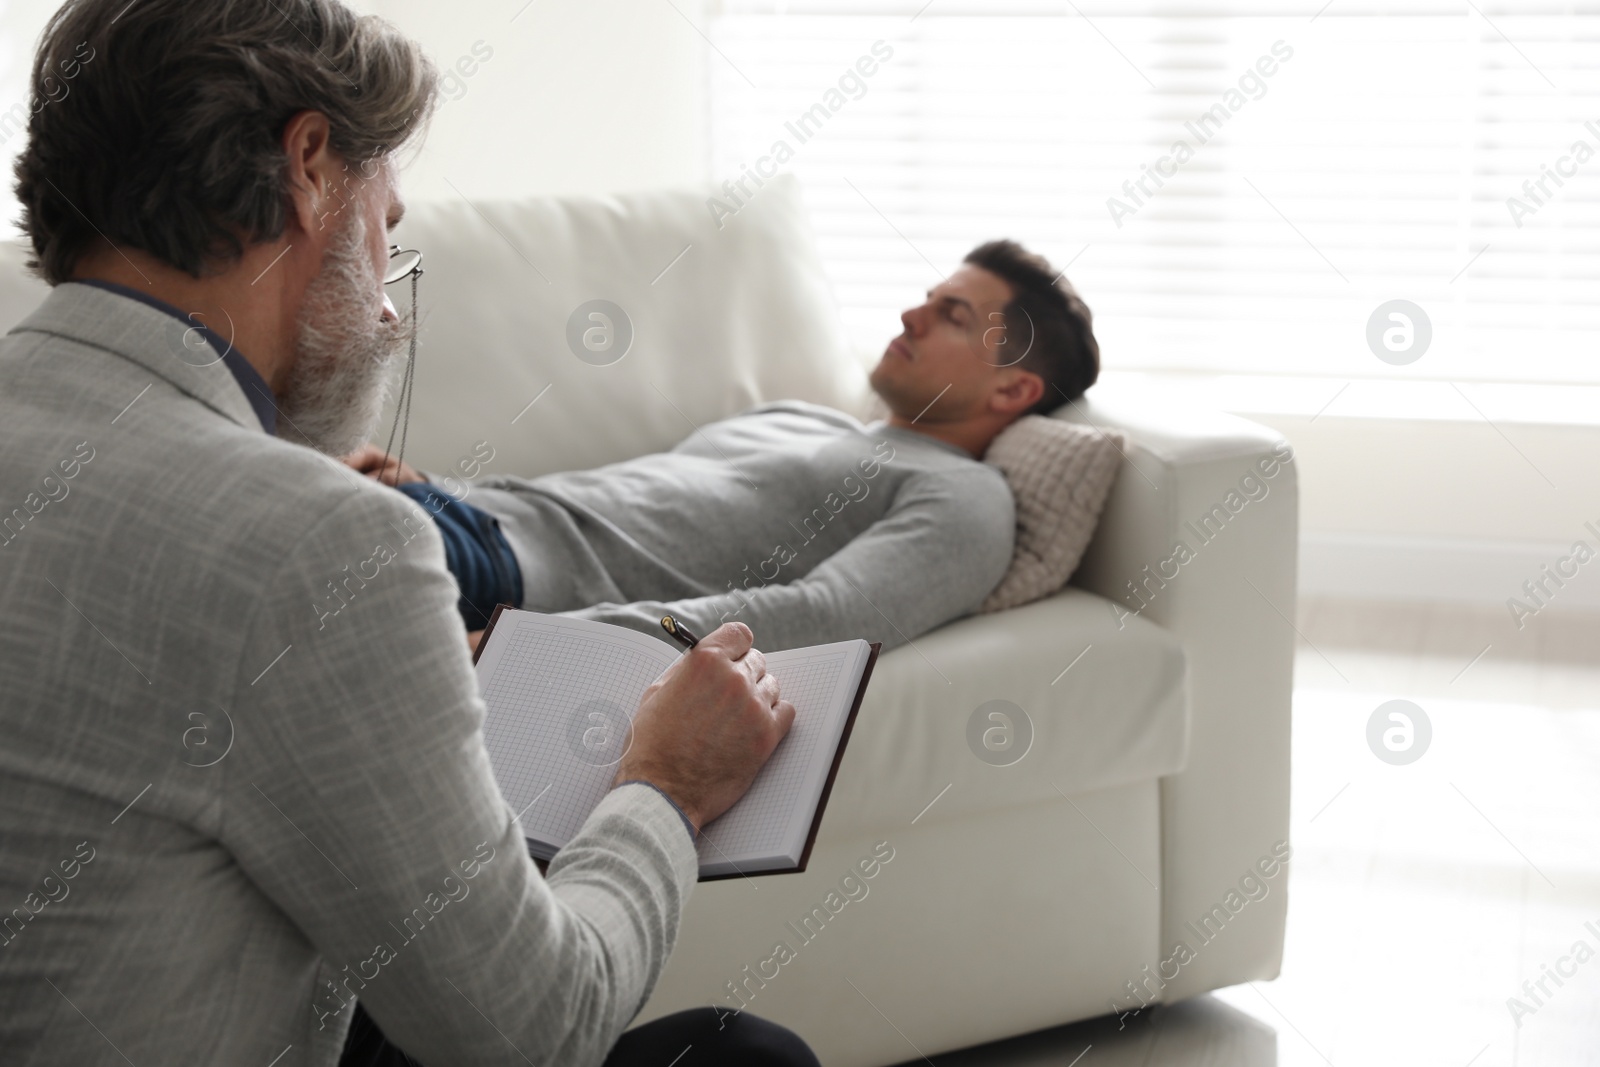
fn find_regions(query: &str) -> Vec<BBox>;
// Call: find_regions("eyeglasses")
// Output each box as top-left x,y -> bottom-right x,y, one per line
375,245 -> 424,487
384,245 -> 424,285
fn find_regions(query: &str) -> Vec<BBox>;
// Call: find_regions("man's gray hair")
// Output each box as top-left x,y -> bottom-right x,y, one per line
13,0 -> 439,285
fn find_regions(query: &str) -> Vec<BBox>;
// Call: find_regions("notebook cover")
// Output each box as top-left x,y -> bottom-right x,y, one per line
697,640 -> 881,882
470,602 -> 513,667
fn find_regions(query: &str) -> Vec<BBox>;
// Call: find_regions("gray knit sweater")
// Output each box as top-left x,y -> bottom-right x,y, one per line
470,401 -> 1016,652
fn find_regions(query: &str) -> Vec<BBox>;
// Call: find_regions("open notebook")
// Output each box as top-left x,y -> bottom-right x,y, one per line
472,607 -> 880,880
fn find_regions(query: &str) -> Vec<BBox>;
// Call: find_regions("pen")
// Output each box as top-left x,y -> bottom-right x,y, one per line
660,614 -> 700,650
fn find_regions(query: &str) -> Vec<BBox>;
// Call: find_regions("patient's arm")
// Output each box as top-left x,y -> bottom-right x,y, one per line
564,468 -> 1015,653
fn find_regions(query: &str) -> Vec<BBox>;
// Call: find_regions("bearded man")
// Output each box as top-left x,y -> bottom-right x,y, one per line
0,2 -> 811,1066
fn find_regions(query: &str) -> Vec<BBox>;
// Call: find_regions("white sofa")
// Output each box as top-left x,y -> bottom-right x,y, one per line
0,175 -> 1296,1066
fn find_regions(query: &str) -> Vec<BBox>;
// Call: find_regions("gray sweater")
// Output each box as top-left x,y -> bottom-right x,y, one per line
470,401 -> 1017,652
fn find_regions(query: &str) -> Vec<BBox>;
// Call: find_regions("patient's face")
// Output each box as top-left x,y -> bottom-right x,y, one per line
869,265 -> 1016,423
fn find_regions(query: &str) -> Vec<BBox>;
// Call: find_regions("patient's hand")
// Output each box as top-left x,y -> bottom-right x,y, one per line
341,443 -> 425,487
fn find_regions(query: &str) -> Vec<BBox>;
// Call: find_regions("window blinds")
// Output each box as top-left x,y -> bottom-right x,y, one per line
708,2 -> 1600,387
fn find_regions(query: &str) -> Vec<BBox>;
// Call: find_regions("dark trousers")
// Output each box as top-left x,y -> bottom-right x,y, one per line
341,1001 -> 821,1067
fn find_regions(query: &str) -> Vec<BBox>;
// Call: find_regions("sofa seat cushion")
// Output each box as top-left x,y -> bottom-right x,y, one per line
817,587 -> 1190,839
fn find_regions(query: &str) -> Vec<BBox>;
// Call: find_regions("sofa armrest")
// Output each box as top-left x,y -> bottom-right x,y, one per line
1058,385 -> 1298,997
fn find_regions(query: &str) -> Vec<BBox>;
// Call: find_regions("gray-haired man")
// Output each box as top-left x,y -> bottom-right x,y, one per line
0,2 -> 814,1065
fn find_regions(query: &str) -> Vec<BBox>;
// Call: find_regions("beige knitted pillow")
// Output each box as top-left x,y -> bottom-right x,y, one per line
980,415 -> 1124,613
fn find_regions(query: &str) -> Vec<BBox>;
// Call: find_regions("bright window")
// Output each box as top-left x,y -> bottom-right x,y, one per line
708,1 -> 1600,388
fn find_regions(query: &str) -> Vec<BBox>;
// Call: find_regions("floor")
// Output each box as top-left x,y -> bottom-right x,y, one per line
892,598 -> 1600,1066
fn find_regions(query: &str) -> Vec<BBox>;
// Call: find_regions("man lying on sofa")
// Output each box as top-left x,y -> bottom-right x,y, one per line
343,240 -> 1102,653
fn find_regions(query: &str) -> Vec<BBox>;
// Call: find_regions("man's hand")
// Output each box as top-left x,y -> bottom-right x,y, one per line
612,622 -> 795,834
341,443 -> 425,487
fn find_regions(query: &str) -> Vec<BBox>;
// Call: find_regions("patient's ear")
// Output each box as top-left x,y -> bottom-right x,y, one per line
991,368 -> 1045,417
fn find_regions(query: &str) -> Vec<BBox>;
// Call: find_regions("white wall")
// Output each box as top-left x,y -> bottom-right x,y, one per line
0,0 -> 48,194
1257,415 -> 1600,610
0,0 -> 712,229
362,0 -> 710,202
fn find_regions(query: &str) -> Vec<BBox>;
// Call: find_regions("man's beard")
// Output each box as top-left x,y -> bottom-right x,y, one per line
276,212 -> 410,457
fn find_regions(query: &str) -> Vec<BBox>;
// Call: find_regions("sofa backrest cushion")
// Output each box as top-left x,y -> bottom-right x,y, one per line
385,174 -> 871,477
0,242 -> 49,335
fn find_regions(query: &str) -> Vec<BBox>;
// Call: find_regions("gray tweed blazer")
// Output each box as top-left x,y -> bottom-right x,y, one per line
0,281 -> 698,1067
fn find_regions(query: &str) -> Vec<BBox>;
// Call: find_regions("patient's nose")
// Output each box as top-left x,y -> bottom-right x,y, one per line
381,293 -> 400,323
901,304 -> 925,336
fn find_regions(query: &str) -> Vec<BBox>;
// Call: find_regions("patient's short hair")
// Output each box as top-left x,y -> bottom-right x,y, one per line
14,0 -> 439,285
963,239 -> 1100,416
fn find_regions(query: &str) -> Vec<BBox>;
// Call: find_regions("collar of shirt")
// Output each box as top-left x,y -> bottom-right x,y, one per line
72,278 -> 278,435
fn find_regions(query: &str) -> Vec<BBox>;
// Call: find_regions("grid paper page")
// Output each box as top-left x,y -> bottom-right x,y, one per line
696,641 -> 866,872
478,615 -> 677,850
